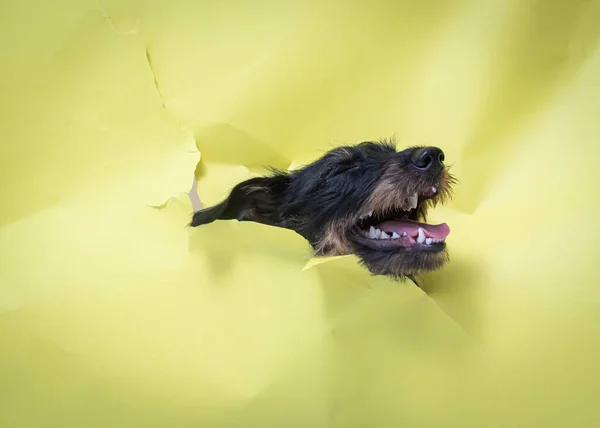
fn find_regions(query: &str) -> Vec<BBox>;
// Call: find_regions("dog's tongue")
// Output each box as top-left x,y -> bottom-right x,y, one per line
377,219 -> 450,238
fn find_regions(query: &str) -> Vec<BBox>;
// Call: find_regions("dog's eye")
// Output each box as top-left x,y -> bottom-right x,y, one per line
335,162 -> 360,175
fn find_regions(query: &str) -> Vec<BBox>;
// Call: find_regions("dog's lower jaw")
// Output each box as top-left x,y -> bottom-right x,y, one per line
311,234 -> 449,280
354,243 -> 449,280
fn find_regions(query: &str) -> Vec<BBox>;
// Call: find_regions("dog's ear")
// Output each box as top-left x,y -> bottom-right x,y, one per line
190,174 -> 289,227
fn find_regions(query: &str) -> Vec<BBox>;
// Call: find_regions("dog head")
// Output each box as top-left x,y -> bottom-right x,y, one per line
191,140 -> 456,279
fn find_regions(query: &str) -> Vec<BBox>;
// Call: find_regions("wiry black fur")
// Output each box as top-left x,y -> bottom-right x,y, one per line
190,140 -> 454,281
192,142 -> 397,243
191,176 -> 291,228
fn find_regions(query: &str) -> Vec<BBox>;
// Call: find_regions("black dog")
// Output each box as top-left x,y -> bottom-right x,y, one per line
190,140 -> 456,282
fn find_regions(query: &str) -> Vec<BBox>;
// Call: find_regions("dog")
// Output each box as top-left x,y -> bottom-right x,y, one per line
189,139 -> 456,285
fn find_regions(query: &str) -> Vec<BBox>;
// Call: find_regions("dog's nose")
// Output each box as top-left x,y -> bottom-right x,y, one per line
410,147 -> 445,171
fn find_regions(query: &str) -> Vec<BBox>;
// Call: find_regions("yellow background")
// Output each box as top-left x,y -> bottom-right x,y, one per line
2,0 -> 600,426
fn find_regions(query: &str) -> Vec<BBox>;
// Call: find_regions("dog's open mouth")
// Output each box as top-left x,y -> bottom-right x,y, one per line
353,186 -> 449,251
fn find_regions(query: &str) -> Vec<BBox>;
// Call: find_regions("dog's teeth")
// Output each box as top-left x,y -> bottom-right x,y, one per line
432,186 -> 437,194
417,228 -> 426,244
425,238 -> 432,245
409,193 -> 418,210
368,211 -> 373,217
369,226 -> 377,239
380,231 -> 390,239
392,232 -> 400,239
402,232 -> 408,237
368,226 -> 383,239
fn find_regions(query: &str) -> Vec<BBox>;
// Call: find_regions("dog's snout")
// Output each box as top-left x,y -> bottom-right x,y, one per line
410,147 -> 445,172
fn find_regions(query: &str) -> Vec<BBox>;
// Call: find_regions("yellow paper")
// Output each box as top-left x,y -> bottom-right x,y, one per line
2,0 -> 600,426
